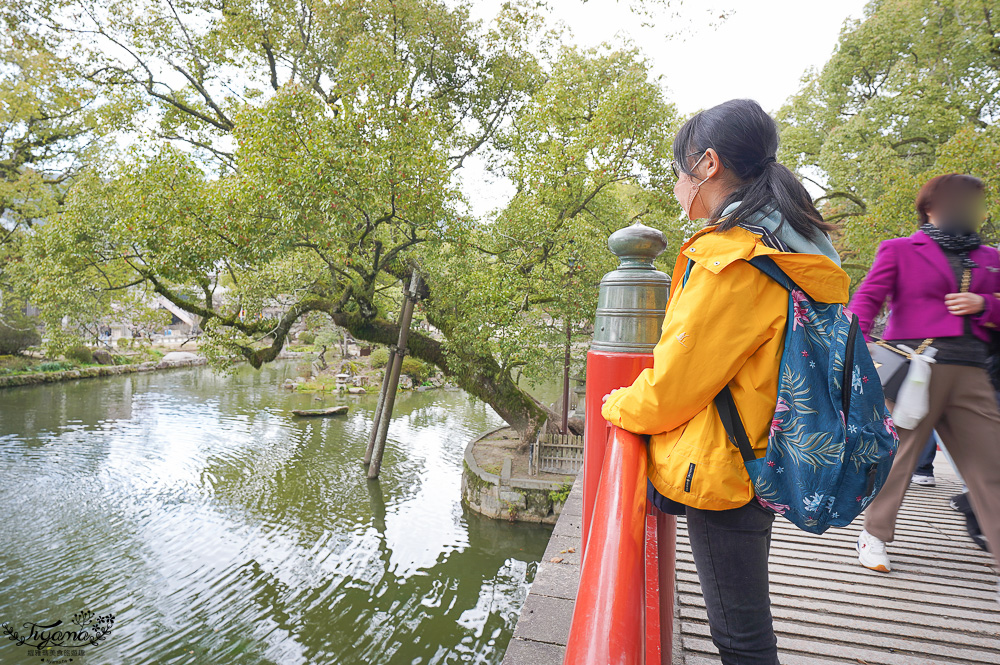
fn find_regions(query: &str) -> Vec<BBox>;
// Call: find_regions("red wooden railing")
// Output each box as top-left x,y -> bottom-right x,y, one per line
564,424 -> 675,664
570,221 -> 673,663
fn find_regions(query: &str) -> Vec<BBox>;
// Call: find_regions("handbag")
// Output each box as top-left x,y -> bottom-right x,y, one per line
870,267 -> 973,402
870,338 -> 933,402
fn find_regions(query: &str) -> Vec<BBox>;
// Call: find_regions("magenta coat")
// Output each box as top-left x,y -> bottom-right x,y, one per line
850,231 -> 1000,342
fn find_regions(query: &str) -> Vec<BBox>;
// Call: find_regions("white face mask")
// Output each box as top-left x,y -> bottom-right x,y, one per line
682,151 -> 710,218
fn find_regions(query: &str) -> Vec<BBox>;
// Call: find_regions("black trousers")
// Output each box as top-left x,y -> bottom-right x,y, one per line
686,500 -> 779,665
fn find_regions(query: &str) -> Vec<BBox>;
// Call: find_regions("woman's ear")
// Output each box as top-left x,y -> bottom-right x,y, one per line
703,148 -> 724,180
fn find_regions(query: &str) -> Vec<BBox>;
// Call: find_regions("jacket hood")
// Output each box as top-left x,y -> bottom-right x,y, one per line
681,211 -> 850,305
720,202 -> 842,265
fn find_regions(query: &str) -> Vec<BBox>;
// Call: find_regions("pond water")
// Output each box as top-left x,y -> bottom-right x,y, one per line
0,362 -> 554,664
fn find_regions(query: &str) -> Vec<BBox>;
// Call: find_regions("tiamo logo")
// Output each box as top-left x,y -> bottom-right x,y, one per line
2,609 -> 115,663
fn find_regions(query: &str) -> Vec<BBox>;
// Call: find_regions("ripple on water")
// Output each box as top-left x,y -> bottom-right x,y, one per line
0,363 -> 552,665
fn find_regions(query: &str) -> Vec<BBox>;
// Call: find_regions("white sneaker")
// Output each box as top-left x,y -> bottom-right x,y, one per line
911,474 -> 935,486
857,529 -> 891,572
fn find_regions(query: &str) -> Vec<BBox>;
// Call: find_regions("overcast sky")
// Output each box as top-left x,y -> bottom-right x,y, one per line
460,0 -> 871,214
471,0 -> 870,115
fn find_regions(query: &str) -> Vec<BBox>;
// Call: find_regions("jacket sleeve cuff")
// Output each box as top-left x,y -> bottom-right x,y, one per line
975,294 -> 1000,330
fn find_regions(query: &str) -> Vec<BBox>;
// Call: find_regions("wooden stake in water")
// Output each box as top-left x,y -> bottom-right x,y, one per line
367,272 -> 421,479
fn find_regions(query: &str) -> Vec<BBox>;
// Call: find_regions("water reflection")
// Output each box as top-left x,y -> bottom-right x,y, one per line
0,362 -> 551,664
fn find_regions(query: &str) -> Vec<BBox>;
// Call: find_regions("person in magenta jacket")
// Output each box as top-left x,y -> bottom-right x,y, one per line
850,228 -> 1000,342
848,174 -> 1000,593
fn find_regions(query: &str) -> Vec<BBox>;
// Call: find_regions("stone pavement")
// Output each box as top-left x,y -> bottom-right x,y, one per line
503,463 -> 999,665
501,475 -> 582,665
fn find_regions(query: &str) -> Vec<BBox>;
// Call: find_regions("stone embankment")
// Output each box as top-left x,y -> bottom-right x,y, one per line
0,351 -> 311,389
462,427 -> 576,524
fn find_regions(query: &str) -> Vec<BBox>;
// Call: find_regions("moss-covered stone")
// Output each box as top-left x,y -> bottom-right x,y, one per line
462,460 -> 495,496
0,357 -> 207,391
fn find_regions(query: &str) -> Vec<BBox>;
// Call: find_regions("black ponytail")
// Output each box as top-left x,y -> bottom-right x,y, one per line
673,99 -> 834,238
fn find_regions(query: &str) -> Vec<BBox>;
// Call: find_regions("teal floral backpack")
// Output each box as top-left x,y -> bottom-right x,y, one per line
713,256 -> 899,534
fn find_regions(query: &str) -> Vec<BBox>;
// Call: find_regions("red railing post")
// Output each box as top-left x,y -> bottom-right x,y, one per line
566,223 -> 675,664
583,350 -> 656,553
655,507 -> 676,662
582,223 -> 671,555
644,512 -> 663,665
565,426 -> 647,664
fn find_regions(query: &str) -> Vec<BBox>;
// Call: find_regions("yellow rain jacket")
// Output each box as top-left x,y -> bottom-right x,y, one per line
601,223 -> 850,510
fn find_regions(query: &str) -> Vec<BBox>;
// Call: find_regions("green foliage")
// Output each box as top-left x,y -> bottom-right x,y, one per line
0,355 -> 33,374
142,348 -> 165,361
778,0 -> 1000,276
35,361 -> 73,372
295,376 -> 338,393
0,310 -> 40,355
8,0 -> 685,439
296,332 -> 316,345
548,482 -> 574,504
369,347 -> 391,369
423,44 -> 682,388
340,360 -> 365,375
63,345 -> 94,364
0,26 -> 109,321
400,356 -> 434,382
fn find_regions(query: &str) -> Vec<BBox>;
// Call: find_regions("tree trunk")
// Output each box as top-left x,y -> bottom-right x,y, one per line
328,311 -> 558,450
159,279 -> 563,450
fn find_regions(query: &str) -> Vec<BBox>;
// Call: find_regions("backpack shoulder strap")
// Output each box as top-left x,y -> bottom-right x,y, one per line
714,385 -> 756,464
709,256 -> 793,465
682,258 -> 695,288
710,256 -> 800,465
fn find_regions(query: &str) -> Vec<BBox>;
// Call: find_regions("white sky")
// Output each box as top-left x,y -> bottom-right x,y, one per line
461,0 -> 871,215
472,0 -> 870,115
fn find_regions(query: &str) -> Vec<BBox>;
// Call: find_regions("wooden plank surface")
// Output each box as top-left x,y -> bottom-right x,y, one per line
675,470 -> 1000,664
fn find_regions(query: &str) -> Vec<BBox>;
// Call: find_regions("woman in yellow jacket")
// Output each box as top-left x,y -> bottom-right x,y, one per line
602,99 -> 849,665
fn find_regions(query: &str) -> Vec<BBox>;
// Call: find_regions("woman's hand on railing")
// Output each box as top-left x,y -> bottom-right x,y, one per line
602,387 -> 629,404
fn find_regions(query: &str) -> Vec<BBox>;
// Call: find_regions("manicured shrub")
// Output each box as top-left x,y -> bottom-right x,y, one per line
400,356 -> 433,382
369,347 -> 390,368
0,314 -> 41,355
64,345 -> 95,364
297,331 -> 316,345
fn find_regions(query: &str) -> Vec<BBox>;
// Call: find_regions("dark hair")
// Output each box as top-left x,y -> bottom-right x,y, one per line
916,174 -> 985,224
673,99 -> 834,238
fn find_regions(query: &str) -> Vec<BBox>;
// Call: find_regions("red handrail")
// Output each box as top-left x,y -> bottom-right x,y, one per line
564,424 -> 673,664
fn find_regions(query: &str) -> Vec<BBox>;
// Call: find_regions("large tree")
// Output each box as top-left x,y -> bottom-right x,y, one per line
13,0 -> 682,444
778,0 -> 1000,283
0,27 -> 106,318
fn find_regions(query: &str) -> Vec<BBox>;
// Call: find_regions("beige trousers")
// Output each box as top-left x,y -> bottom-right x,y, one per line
864,364 -> 1000,570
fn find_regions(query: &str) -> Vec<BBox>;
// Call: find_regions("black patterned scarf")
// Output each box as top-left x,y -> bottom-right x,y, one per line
920,222 -> 981,269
